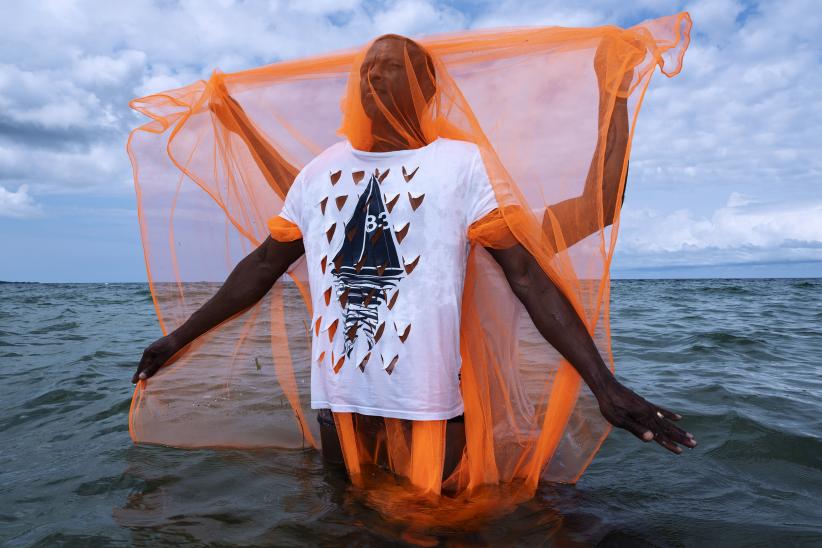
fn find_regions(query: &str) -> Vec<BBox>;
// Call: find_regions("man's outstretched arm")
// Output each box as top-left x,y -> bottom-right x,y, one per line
487,243 -> 697,454
132,237 -> 305,383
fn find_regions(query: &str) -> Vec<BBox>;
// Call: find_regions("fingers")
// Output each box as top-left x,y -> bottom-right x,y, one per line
131,370 -> 149,384
655,405 -> 682,421
601,386 -> 698,453
622,417 -> 654,443
653,433 -> 683,455
142,360 -> 165,380
653,406 -> 698,449
649,415 -> 697,453
131,355 -> 148,384
658,419 -> 697,448
132,364 -> 158,384
132,347 -> 165,384
622,413 -> 697,454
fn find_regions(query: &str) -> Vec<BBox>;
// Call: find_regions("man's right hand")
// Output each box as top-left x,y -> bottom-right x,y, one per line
208,75 -> 244,134
129,237 -> 305,386
132,334 -> 181,384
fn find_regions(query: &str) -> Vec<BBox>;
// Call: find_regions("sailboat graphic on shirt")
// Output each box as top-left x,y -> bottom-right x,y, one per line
331,174 -> 404,358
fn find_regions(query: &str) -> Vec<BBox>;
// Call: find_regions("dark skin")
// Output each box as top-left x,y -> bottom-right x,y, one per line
134,36 -> 696,454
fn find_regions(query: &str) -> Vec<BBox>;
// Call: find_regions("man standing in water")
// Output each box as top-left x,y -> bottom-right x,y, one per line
132,34 -> 696,487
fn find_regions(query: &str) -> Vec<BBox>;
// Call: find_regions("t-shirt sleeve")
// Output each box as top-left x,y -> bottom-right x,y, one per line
267,172 -> 304,241
465,147 -> 499,227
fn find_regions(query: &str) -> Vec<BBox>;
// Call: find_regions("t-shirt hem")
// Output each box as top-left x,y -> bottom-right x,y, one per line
311,400 -> 464,421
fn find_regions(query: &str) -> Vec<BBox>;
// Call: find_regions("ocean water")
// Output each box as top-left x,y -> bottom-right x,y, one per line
1,278 -> 821,547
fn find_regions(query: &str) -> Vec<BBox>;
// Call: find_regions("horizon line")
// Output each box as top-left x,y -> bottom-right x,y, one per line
2,276 -> 821,284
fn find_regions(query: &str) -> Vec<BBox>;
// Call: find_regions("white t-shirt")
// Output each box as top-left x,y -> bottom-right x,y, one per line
277,137 -> 498,420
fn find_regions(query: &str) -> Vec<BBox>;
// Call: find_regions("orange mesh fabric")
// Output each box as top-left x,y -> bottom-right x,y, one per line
267,216 -> 301,241
127,13 -> 691,525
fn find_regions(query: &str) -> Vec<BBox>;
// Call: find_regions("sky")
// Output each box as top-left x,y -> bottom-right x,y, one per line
0,0 -> 820,282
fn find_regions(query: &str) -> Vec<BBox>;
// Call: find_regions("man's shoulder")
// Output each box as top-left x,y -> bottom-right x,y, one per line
434,137 -> 481,159
298,141 -> 349,183
432,139 -> 482,174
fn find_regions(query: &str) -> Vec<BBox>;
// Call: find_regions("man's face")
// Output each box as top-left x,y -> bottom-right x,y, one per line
359,38 -> 416,121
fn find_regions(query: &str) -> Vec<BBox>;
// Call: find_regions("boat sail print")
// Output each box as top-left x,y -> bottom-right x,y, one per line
331,173 -> 405,363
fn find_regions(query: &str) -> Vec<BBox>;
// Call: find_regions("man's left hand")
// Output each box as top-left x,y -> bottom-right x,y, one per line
597,379 -> 697,454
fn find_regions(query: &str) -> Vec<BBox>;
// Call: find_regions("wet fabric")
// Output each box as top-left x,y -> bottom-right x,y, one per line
127,12 -> 692,526
275,138 -> 497,420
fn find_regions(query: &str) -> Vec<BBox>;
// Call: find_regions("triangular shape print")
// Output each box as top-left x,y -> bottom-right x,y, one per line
331,174 -> 405,357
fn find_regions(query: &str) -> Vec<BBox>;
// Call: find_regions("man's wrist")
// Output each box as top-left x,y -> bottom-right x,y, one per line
587,366 -> 619,401
166,328 -> 189,350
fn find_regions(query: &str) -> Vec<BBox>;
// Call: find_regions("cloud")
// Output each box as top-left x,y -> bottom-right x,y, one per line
470,0 -> 605,28
0,0 -> 819,276
685,0 -> 744,42
374,0 -> 466,35
0,184 -> 42,218
0,63 -> 115,131
0,0 -> 469,196
630,0 -> 822,193
0,139 -> 131,194
615,192 -> 822,268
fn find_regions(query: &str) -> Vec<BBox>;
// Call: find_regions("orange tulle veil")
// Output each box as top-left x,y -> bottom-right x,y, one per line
126,13 -> 691,526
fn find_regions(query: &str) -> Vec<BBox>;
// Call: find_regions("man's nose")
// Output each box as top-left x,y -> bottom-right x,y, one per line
368,65 -> 383,85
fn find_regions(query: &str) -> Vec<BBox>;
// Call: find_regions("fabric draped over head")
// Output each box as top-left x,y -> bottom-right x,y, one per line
127,13 -> 691,525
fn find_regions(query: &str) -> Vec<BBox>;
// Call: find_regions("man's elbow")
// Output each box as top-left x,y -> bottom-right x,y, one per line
255,259 -> 280,288
505,256 -> 569,322
247,242 -> 281,287
503,249 -> 538,300
507,269 -> 532,300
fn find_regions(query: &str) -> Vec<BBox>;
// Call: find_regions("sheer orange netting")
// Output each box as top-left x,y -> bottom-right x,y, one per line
127,13 -> 691,527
